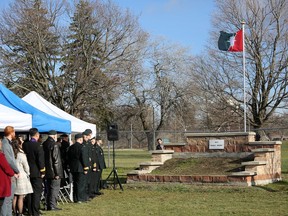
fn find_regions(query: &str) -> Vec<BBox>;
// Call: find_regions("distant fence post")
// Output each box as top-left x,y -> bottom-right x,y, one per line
107,141 -> 110,168
130,122 -> 133,149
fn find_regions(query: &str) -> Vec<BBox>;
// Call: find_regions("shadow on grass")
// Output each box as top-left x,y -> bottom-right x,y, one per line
255,180 -> 288,192
226,166 -> 245,173
105,174 -> 127,186
255,185 -> 278,192
228,154 -> 255,164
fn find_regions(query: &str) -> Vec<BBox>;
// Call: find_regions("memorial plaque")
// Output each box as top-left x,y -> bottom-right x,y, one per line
209,140 -> 225,149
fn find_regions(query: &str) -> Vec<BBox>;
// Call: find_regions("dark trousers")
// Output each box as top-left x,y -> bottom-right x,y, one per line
46,178 -> 61,209
0,198 -> 4,211
95,170 -> 102,193
85,170 -> 91,197
26,178 -> 43,216
72,172 -> 87,202
89,171 -> 97,195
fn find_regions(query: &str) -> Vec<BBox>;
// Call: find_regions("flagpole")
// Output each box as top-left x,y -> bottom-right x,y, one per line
241,21 -> 246,132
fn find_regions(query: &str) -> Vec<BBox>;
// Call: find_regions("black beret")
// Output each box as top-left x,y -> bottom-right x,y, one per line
75,133 -> 83,139
82,130 -> 89,136
84,129 -> 92,134
61,133 -> 68,138
48,130 -> 57,135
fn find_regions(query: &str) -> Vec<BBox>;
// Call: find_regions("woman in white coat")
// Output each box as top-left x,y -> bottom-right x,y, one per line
12,137 -> 33,216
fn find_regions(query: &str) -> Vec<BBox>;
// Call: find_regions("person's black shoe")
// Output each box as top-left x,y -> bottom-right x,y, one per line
95,192 -> 103,195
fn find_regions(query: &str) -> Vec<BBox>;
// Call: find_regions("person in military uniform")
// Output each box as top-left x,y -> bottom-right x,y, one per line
42,130 -> 63,211
59,134 -> 70,184
67,134 -> 89,203
82,129 -> 93,199
22,128 -> 45,216
60,134 -> 69,173
89,137 -> 98,198
94,135 -> 106,195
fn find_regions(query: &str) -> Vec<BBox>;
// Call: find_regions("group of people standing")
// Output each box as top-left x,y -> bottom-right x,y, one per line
68,130 -> 106,203
0,126 -> 106,216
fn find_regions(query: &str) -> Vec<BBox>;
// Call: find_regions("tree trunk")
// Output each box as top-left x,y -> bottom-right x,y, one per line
146,131 -> 155,151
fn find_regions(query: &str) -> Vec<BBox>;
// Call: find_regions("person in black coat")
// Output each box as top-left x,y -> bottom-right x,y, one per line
60,134 -> 70,177
67,134 -> 89,203
94,135 -> 106,195
89,137 -> 98,197
156,138 -> 164,150
22,128 -> 45,216
82,129 -> 93,199
42,130 -> 63,211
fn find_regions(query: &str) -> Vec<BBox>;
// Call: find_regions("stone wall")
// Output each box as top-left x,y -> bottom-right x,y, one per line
164,132 -> 256,153
127,132 -> 282,186
247,142 -> 282,185
127,174 -> 255,186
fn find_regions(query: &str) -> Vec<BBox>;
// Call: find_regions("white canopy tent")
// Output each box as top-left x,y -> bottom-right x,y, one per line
22,91 -> 96,136
0,103 -> 32,131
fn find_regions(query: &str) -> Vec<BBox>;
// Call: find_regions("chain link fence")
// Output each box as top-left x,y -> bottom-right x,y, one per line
97,130 -> 186,149
97,127 -> 288,150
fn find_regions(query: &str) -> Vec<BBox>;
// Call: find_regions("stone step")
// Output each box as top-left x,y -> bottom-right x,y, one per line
251,148 -> 275,153
248,141 -> 281,145
229,171 -> 257,176
139,161 -> 164,166
150,150 -> 174,154
151,151 -> 174,163
241,161 -> 267,166
139,161 -> 164,172
163,143 -> 186,147
127,169 -> 150,175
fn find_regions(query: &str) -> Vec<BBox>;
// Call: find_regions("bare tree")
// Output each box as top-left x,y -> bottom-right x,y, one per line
0,0 -> 147,128
193,0 -> 288,130
190,55 -> 244,132
61,0 -> 148,126
0,0 -> 65,100
119,40 -> 194,150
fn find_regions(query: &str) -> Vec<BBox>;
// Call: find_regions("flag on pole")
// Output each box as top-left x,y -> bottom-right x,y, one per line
218,29 -> 243,52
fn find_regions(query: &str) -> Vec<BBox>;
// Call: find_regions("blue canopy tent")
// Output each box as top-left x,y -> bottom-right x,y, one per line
0,84 -> 71,133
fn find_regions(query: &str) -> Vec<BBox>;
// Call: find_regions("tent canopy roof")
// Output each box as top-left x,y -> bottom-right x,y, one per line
22,91 -> 96,136
0,84 -> 71,133
0,104 -> 32,132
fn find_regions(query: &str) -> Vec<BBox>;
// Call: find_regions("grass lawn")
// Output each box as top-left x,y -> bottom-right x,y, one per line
43,144 -> 288,216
